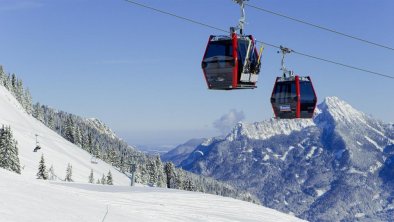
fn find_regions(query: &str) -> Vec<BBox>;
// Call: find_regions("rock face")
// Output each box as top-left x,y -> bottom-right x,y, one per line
174,97 -> 394,221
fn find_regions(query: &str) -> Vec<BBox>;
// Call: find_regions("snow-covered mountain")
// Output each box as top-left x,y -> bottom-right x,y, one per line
85,117 -> 118,140
161,138 -> 206,165
173,97 -> 394,221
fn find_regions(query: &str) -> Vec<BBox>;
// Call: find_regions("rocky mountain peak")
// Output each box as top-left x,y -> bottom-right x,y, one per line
317,96 -> 365,124
226,118 -> 315,142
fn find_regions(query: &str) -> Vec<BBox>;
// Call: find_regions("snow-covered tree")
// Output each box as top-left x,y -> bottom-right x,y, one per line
37,154 -> 48,180
147,158 -> 157,186
0,66 -> 4,83
80,132 -> 88,150
107,170 -> 113,185
87,133 -> 93,153
65,163 -> 73,182
0,126 -> 21,174
185,178 -> 195,191
4,74 -> 12,91
88,169 -> 94,183
23,88 -> 33,114
101,174 -> 106,185
74,126 -> 82,147
155,156 -> 165,187
96,179 -> 100,184
64,116 -> 75,143
48,165 -> 56,180
164,162 -> 175,188
174,169 -> 185,190
107,148 -> 117,166
33,102 -> 44,123
15,79 -> 23,104
11,73 -> 16,93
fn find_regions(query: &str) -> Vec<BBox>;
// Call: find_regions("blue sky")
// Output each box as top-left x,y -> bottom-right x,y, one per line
0,0 -> 393,147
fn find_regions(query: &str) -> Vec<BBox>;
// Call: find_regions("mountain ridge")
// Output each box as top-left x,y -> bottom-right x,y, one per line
169,96 -> 394,221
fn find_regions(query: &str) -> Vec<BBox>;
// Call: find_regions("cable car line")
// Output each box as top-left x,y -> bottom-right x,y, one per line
290,50 -> 394,79
245,3 -> 394,52
123,0 -> 394,80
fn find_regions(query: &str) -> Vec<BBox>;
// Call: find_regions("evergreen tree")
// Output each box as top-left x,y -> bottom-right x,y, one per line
164,162 -> 175,188
23,88 -> 33,114
147,158 -> 157,186
74,126 -> 82,147
0,126 -> 21,174
87,133 -> 93,153
185,178 -> 195,191
93,143 -> 100,158
101,174 -> 106,185
88,169 -> 94,183
46,111 -> 55,130
106,170 -> 113,185
107,148 -> 117,166
36,154 -> 48,179
0,66 -> 4,83
64,116 -> 75,143
65,163 -> 73,182
11,73 -> 16,93
175,169 -> 185,190
155,156 -> 165,187
48,165 -> 56,180
4,74 -> 12,90
96,178 -> 101,184
80,132 -> 88,150
15,79 -> 23,104
33,102 -> 44,122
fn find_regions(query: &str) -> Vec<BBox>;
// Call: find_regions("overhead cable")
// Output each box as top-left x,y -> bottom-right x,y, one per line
124,0 -> 394,80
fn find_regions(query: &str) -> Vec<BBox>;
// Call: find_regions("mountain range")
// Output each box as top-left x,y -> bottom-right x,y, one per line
165,97 -> 394,221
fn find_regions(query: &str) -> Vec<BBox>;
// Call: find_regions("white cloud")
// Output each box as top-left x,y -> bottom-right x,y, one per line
213,109 -> 245,134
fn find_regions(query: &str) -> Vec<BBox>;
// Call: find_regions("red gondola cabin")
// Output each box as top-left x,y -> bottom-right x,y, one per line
201,32 -> 261,90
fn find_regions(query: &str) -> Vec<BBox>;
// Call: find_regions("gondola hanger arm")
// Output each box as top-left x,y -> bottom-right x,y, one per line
278,45 -> 294,78
232,0 -> 248,35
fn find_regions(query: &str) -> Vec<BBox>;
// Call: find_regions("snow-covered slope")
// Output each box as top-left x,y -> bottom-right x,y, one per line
0,85 -> 129,184
0,169 -> 304,222
175,97 -> 394,221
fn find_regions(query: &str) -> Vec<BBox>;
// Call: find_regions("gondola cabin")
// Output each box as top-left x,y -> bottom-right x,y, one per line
270,75 -> 317,119
201,32 -> 260,90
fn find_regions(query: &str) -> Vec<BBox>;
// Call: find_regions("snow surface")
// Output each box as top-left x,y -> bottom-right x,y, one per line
0,169 -> 304,222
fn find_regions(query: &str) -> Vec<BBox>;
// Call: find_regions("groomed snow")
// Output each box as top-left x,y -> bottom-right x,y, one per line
0,169 -> 304,222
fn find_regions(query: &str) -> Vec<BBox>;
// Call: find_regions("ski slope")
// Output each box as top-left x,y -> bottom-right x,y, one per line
0,85 -> 130,184
0,169 -> 304,222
